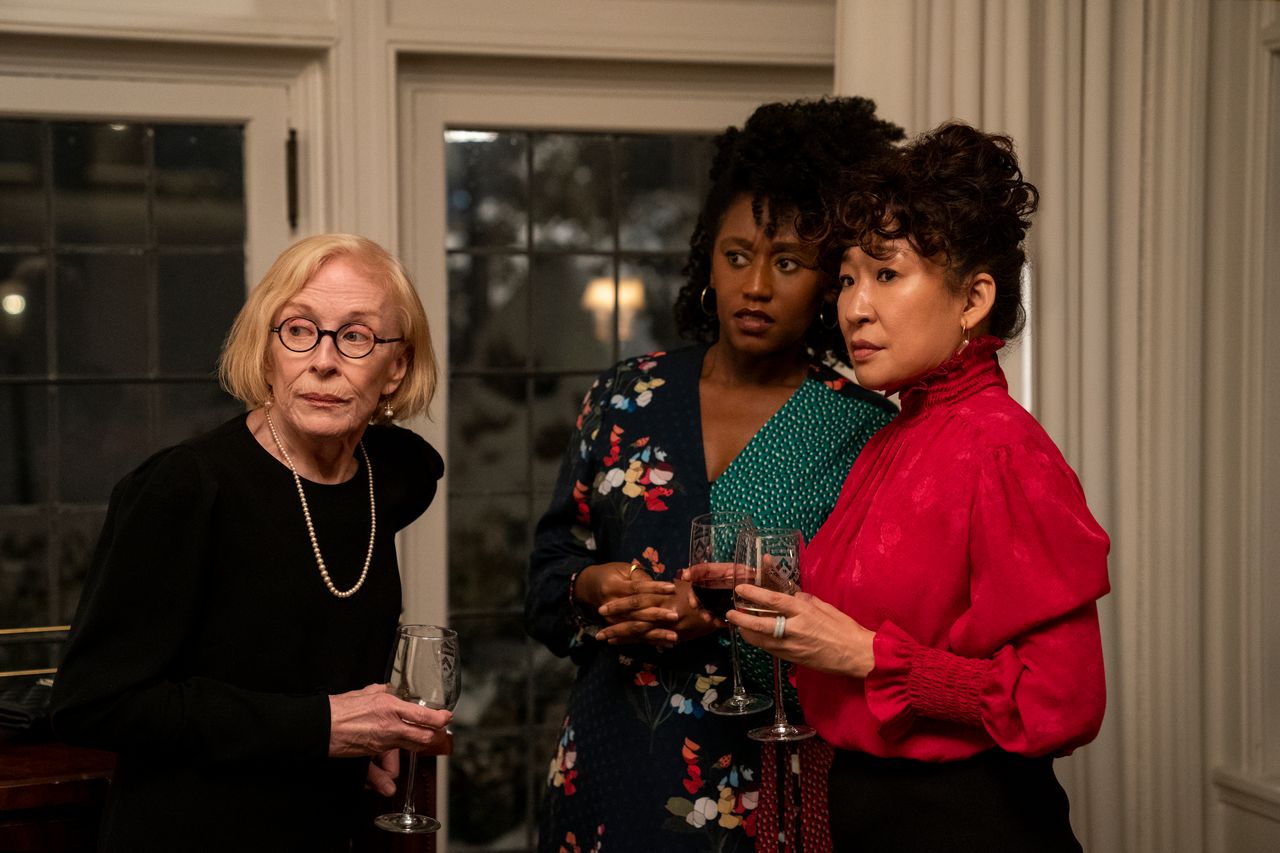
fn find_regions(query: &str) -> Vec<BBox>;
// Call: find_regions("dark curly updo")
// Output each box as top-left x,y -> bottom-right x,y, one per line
673,97 -> 903,362
829,122 -> 1039,341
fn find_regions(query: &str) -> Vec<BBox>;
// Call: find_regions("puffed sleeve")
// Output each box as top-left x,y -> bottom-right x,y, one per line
50,447 -> 330,765
864,441 -> 1110,757
525,369 -> 616,662
379,426 -> 445,531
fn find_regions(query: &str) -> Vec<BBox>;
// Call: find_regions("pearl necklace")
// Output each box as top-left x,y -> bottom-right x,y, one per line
264,407 -> 376,599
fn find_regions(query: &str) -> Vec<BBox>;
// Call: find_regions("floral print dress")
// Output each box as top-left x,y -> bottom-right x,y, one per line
526,345 -> 895,853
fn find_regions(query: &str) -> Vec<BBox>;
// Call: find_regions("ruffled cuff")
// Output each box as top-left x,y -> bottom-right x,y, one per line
865,620 -> 991,739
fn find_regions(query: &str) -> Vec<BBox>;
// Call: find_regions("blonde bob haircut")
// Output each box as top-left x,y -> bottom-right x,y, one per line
218,233 -> 436,424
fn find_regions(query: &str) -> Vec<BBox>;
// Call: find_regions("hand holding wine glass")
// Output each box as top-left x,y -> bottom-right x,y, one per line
375,624 -> 460,834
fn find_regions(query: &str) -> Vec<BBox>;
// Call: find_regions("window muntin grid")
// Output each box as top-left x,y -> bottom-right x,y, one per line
445,128 -> 713,851
0,119 -> 247,676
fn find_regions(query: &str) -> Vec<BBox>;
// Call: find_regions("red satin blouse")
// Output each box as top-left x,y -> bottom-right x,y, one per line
797,336 -> 1110,761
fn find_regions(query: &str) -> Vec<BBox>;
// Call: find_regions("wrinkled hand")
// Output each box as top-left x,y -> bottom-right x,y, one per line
366,748 -> 399,797
596,579 -> 718,648
727,587 -> 876,679
328,683 -> 452,758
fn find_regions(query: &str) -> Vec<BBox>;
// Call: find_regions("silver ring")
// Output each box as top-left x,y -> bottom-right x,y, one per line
772,614 -> 786,640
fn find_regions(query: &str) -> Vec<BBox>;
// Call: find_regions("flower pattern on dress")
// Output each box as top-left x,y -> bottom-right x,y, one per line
592,427 -> 677,523
624,663 -> 726,744
547,718 -> 579,796
558,825 -> 604,853
664,737 -> 758,844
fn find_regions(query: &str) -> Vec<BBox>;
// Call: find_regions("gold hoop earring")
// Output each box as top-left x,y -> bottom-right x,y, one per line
819,301 -> 838,330
700,285 -> 715,316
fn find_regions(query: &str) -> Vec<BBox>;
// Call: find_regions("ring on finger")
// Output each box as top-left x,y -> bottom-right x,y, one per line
772,614 -> 787,640
627,560 -> 641,579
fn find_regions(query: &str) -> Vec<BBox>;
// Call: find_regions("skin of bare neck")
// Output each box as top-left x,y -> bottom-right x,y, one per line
700,339 -> 809,388
247,407 -> 364,485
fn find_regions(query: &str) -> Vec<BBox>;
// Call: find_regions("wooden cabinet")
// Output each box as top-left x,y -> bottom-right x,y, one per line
0,737 -> 114,853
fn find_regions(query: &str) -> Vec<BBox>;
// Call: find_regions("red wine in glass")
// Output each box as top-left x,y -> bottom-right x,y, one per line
690,570 -> 736,620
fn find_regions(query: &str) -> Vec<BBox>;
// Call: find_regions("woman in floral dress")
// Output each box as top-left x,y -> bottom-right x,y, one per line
525,98 -> 901,853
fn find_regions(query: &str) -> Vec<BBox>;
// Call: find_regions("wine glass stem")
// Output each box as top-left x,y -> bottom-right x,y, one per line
729,627 -> 747,698
771,655 -> 788,727
401,750 -> 419,817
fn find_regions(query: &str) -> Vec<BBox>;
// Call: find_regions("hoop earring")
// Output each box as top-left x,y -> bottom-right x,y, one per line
819,301 -> 838,330
700,285 -> 716,316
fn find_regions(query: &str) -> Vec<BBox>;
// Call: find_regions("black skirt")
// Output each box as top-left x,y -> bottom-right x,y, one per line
827,748 -> 1082,853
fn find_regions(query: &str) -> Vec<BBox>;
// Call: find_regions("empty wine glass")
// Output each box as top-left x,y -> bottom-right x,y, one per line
738,528 -> 815,742
375,624 -> 460,834
687,511 -> 772,716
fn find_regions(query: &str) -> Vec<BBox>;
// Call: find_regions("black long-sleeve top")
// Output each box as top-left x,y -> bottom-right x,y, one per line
50,414 -> 443,852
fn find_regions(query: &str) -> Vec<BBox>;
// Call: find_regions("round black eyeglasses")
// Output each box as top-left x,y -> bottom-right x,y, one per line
270,316 -> 404,359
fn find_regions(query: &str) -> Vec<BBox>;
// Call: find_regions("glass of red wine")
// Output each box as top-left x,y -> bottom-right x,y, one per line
688,511 -> 771,716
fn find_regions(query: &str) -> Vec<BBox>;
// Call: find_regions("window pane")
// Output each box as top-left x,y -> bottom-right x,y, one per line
0,513 -> 49,628
446,131 -> 527,250
530,642 -> 578,726
529,373 -> 582,493
0,253 -> 49,375
530,253 -> 613,372
450,734 -> 531,850
57,509 -> 106,623
158,252 -> 244,374
155,124 -> 246,246
531,134 -> 612,251
57,383 -> 150,503
56,252 -> 148,375
620,255 -> 688,357
449,377 -> 529,495
618,134 -> 713,251
448,493 -> 528,612
0,385 -> 49,505
53,122 -> 148,245
0,120 -> 46,245
447,252 -> 528,369
156,384 -> 243,448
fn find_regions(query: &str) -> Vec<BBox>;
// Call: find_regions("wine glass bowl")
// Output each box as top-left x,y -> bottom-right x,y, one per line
738,528 -> 815,743
688,512 -> 772,717
375,624 -> 460,834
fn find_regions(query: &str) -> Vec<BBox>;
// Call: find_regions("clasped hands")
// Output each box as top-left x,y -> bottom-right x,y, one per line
576,561 -> 718,649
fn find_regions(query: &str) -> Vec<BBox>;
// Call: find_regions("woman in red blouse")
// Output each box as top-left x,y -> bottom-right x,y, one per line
729,122 -> 1109,851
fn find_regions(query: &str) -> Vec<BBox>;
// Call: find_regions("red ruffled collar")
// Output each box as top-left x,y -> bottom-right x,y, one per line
891,335 -> 1007,414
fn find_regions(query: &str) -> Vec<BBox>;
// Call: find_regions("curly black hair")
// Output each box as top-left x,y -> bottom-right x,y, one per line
828,122 -> 1039,341
673,97 -> 904,362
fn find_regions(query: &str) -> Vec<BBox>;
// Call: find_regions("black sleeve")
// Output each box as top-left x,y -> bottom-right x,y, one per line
50,446 -> 329,766
525,368 -> 616,661
376,426 -> 445,532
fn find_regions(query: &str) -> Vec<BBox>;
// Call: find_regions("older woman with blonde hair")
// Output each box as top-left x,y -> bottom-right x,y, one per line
51,233 -> 448,853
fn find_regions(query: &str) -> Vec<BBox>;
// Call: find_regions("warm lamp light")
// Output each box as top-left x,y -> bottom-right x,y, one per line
581,276 -> 646,342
